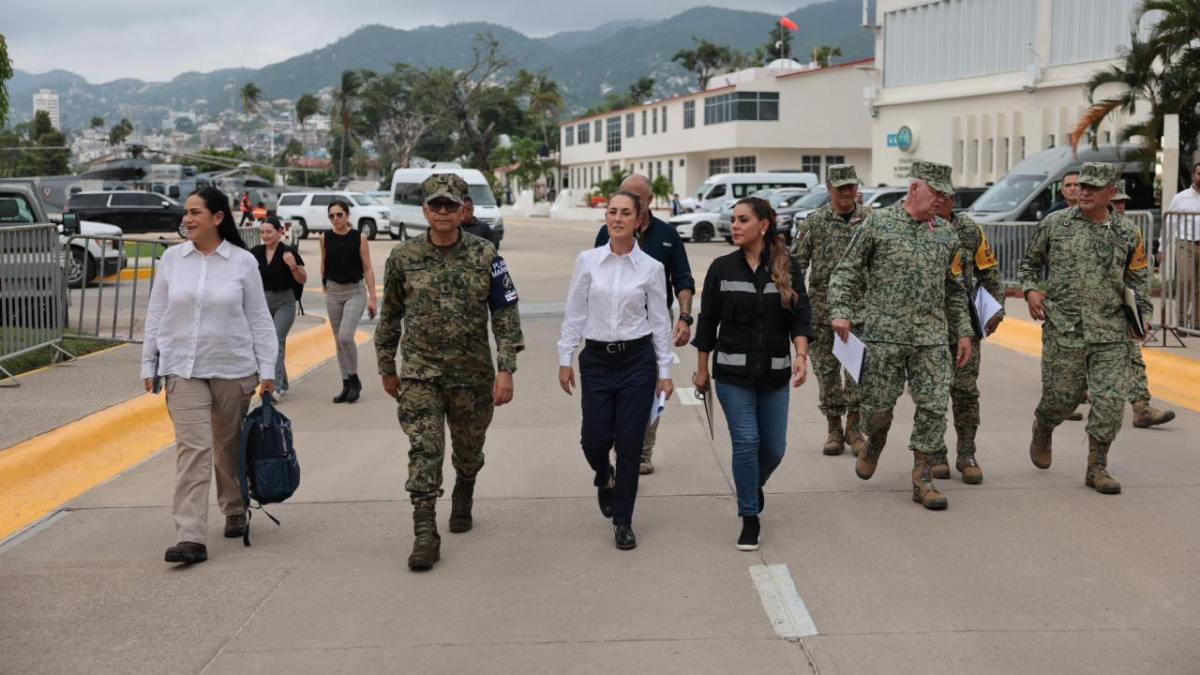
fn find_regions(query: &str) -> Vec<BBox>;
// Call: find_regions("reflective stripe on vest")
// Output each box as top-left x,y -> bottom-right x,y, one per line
764,282 -> 779,294
770,356 -> 790,370
716,352 -> 747,366
719,280 -> 757,293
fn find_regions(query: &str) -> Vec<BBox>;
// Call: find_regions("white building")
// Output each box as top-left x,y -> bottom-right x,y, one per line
558,58 -> 876,200
867,0 -> 1153,188
33,89 -> 61,130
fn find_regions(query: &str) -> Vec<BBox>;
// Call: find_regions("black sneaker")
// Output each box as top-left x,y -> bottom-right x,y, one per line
614,524 -> 637,550
737,516 -> 760,551
597,464 -> 615,519
164,541 -> 208,564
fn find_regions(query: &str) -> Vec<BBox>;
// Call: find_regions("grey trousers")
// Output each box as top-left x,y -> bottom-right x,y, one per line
264,290 -> 296,390
325,280 -> 366,378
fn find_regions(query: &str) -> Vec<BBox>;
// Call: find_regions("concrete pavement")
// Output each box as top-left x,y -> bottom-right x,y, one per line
2,217 -> 1199,674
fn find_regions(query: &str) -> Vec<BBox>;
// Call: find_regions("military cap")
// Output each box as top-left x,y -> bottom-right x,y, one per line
422,173 -> 469,204
826,164 -> 859,188
1077,162 -> 1118,188
1112,178 -> 1130,202
909,160 -> 954,195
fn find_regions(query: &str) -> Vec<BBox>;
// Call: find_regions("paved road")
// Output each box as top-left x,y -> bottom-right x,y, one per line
2,217 -> 1198,673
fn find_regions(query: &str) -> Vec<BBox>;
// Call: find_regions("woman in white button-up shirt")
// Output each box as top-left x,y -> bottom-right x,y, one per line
557,191 -> 674,551
142,187 -> 278,565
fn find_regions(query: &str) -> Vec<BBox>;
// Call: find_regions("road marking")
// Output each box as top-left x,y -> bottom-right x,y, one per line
750,564 -> 818,640
676,387 -> 703,406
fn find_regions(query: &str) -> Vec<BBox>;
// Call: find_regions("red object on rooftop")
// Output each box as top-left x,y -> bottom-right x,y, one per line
779,17 -> 798,31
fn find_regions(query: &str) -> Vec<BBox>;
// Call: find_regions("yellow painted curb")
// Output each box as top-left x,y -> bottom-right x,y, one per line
989,318 -> 1200,412
0,323 -> 371,541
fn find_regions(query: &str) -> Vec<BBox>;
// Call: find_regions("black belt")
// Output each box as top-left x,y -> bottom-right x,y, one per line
585,335 -> 651,354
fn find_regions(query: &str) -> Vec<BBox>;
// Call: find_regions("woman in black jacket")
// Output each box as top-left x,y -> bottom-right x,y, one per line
692,197 -> 811,551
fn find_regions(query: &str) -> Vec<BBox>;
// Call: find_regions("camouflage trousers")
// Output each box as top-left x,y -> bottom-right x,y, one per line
1127,340 -> 1150,404
397,378 -> 495,507
949,337 -> 982,429
1035,328 -> 1127,443
860,342 -> 951,456
811,324 -> 861,417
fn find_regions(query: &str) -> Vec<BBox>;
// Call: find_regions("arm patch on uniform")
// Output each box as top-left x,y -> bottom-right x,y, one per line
1128,230 -> 1149,271
975,226 -> 999,270
489,256 -> 519,310
950,251 -> 964,277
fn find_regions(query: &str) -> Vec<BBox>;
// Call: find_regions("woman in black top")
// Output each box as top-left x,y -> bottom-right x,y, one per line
692,197 -> 811,552
251,217 -> 306,399
320,199 -> 378,403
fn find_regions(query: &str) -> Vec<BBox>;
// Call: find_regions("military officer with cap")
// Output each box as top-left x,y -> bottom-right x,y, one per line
1020,162 -> 1151,495
376,173 -> 525,570
792,164 -> 870,457
828,160 -> 974,510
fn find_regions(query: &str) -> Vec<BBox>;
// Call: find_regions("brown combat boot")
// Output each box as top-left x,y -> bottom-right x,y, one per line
854,431 -> 886,480
822,415 -> 845,456
1132,400 -> 1175,428
954,426 -> 983,484
449,477 -> 475,533
1085,436 -> 1122,495
845,410 -> 868,458
407,502 -> 441,571
930,450 -> 951,479
911,451 -> 948,510
1029,418 -> 1054,469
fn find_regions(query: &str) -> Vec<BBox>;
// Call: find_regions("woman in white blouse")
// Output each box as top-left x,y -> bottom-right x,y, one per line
142,187 -> 278,565
558,191 -> 674,551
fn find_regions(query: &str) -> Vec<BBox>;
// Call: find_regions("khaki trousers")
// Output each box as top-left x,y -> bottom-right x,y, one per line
165,374 -> 258,544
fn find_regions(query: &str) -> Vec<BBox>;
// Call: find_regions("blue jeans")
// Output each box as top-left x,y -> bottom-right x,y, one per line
716,381 -> 790,516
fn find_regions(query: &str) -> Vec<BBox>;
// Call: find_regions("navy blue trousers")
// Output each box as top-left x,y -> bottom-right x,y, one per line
579,341 -> 657,527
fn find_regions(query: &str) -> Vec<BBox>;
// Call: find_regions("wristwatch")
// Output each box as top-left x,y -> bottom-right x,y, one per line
678,313 -> 694,326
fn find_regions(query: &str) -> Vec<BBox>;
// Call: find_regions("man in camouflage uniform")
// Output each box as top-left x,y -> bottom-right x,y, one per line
792,164 -> 870,457
1111,182 -> 1175,428
1019,163 -> 1151,495
376,174 -> 525,570
828,160 -> 974,510
930,196 -> 1005,484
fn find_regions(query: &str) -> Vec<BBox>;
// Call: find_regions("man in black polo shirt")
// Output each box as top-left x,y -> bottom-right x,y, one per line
461,195 -> 500,249
595,174 -> 696,474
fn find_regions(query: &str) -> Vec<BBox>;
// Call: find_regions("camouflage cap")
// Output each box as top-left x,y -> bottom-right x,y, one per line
1077,162 -> 1118,188
1112,178 -> 1131,202
909,159 -> 954,195
827,164 -> 859,188
422,173 -> 469,205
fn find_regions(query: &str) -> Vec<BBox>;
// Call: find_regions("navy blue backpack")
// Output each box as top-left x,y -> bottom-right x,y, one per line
238,396 -> 301,545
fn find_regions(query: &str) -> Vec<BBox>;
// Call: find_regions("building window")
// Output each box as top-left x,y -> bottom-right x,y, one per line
708,158 -> 730,176
642,110 -> 647,135
652,109 -> 658,134
824,155 -> 845,169
955,140 -> 964,173
704,91 -> 780,125
987,139 -> 995,173
970,140 -> 979,173
606,117 -> 621,153
656,161 -> 663,178
733,156 -> 756,173
594,120 -> 602,143
564,126 -> 574,147
679,158 -> 685,167
801,155 -> 820,175
1046,134 -> 1055,149
683,101 -> 695,129
1003,137 -> 1011,172
1019,136 -> 1027,160
668,160 -> 674,185
626,113 -> 635,138
661,107 -> 667,132
578,123 -> 590,144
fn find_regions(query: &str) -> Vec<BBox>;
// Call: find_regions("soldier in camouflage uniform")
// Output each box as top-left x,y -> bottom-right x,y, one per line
792,164 -> 870,457
828,160 -> 974,510
1019,163 -> 1151,495
929,196 -> 1005,484
376,174 -> 525,570
1111,183 -> 1175,428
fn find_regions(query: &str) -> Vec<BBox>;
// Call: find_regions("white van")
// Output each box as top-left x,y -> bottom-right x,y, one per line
695,172 -> 818,212
389,166 -> 503,242
275,191 -> 391,240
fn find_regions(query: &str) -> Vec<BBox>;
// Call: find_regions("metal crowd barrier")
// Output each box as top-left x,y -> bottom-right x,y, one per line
979,221 -> 1039,285
0,224 -> 70,386
1160,211 -> 1200,337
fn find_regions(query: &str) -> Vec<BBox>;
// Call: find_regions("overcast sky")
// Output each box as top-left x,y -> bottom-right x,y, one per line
5,1 -> 810,82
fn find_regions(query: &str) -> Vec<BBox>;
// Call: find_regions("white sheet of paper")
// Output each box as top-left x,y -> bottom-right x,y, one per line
832,332 -> 866,383
648,390 -> 668,428
972,288 -> 1003,339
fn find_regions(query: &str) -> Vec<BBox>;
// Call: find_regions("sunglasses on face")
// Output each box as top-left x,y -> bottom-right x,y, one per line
328,211 -> 347,219
427,200 -> 459,214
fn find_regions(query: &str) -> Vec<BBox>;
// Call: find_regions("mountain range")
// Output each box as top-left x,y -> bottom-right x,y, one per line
6,1 -> 874,131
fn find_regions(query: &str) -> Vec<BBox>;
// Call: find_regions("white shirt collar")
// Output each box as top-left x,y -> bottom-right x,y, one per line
180,238 -> 234,259
601,240 -> 645,268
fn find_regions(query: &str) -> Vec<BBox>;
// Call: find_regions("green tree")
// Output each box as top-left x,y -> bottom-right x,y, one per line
651,174 -> 673,209
355,66 -> 440,174
0,35 -> 12,127
592,167 -> 630,200
672,38 -> 736,91
89,116 -> 105,129
240,82 -> 262,116
31,110 -> 53,138
108,118 -> 133,145
629,77 -> 656,103
295,93 -> 320,130
174,117 -> 196,134
811,45 -> 843,67
331,69 -> 363,178
763,22 -> 794,61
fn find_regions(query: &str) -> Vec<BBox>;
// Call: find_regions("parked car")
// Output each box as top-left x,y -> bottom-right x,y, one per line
670,211 -> 721,243
1,183 -> 124,288
65,190 -> 185,235
953,187 -> 987,212
275,191 -> 391,240
694,172 -> 819,212
779,188 -> 833,242
390,166 -> 503,243
860,186 -> 908,209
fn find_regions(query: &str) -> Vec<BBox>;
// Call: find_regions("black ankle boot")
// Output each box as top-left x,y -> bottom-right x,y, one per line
346,374 -> 362,403
332,379 -> 351,403
737,516 -> 760,551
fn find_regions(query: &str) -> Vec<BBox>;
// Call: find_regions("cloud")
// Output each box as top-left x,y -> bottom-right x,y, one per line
4,0 -> 804,81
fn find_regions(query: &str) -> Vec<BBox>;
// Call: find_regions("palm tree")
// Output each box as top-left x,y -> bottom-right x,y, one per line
331,70 -> 363,179
811,45 -> 843,67
527,74 -> 565,191
295,93 -> 320,129
1069,34 -> 1160,157
240,82 -> 262,116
